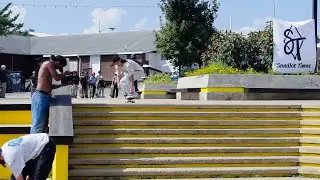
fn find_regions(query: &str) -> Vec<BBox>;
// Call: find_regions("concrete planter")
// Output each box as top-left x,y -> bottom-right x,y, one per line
177,74 -> 320,100
141,84 -> 177,99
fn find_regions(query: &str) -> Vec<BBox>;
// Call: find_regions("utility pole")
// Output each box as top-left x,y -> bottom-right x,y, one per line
313,0 -> 318,42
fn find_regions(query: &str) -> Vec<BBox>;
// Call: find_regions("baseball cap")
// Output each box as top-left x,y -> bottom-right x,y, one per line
0,148 -> 5,167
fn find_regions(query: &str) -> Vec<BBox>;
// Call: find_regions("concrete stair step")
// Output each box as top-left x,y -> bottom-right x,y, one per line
69,156 -> 299,165
68,166 -> 300,177
73,137 -> 300,145
74,128 -> 300,135
300,137 -> 320,144
73,120 -> 300,126
73,111 -> 314,118
69,147 -> 299,154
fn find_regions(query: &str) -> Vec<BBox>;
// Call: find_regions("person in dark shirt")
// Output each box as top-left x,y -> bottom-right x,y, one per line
30,71 -> 37,97
80,72 -> 89,98
71,71 -> 80,98
97,76 -> 105,98
0,65 -> 8,98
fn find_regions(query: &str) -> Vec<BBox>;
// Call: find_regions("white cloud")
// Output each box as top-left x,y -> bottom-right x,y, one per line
235,17 -> 273,35
134,17 -> 148,30
10,5 -> 27,24
83,8 -> 127,34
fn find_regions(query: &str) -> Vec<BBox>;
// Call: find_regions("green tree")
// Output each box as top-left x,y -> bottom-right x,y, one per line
155,0 -> 219,73
0,3 -> 24,36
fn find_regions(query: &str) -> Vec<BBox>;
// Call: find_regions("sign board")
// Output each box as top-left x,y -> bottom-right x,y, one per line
272,19 -> 316,74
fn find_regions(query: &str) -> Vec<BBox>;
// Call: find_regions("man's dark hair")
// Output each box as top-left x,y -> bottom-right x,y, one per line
55,55 -> 67,67
112,55 -> 126,66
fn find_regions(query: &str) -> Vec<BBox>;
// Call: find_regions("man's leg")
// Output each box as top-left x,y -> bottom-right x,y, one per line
31,139 -> 56,180
2,82 -> 6,98
30,91 -> 51,134
0,82 -> 5,98
134,80 -> 139,92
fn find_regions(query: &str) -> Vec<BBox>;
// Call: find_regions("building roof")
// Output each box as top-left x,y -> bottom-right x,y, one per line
0,30 -> 157,55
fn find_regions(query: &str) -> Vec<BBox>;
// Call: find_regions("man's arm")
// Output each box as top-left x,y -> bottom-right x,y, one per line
47,63 -> 65,81
16,174 -> 25,180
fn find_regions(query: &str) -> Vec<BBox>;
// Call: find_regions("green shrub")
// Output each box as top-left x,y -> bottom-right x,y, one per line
185,62 -> 262,76
142,73 -> 175,84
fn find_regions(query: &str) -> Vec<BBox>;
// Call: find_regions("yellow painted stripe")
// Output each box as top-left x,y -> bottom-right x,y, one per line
141,91 -> 167,95
0,111 -> 31,125
300,163 -> 320,167
301,143 -> 320,146
302,174 -> 320,178
69,152 -> 299,158
300,153 -> 320,157
74,125 -> 299,129
74,134 -> 300,138
71,143 -> 299,148
74,116 -> 308,120
52,145 -> 69,180
70,163 -> 297,168
201,87 -> 245,93
72,107 -> 305,112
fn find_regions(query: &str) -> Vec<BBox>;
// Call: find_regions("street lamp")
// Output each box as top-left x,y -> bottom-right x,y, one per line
98,19 -> 115,33
313,0 -> 318,41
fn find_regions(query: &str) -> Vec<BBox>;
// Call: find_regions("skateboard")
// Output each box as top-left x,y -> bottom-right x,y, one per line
125,97 -> 135,103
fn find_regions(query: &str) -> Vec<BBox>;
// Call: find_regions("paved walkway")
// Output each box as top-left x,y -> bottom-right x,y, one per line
3,92 -> 320,106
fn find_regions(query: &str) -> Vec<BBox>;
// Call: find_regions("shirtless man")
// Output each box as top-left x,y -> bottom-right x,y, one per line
30,55 -> 70,134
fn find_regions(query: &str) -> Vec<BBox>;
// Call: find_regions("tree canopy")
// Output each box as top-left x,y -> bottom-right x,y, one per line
0,3 -> 25,36
155,0 -> 219,71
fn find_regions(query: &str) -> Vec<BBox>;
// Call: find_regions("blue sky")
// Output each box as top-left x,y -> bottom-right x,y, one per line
1,0 -> 318,35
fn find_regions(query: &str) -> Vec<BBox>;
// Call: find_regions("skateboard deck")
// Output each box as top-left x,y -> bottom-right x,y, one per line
125,97 -> 135,103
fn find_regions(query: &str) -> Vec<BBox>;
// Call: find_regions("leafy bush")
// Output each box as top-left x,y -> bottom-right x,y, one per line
202,22 -> 273,73
142,73 -> 176,84
185,62 -> 261,76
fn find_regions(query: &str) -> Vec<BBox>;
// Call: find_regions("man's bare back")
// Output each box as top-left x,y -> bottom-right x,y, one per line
37,61 -> 69,94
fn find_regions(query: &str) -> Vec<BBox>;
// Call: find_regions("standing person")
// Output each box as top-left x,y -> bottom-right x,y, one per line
111,55 -> 145,99
0,65 -> 8,98
97,76 -> 105,98
89,73 -> 97,98
30,71 -> 37,97
31,55 -> 70,134
71,71 -> 80,98
110,73 -> 119,98
130,54 -> 143,92
0,133 -> 56,180
80,72 -> 89,98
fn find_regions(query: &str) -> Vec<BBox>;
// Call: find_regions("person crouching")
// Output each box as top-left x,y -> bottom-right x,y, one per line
0,133 -> 56,180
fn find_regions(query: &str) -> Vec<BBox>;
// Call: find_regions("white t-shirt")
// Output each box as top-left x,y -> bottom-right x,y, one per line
124,60 -> 145,80
1,133 -> 49,178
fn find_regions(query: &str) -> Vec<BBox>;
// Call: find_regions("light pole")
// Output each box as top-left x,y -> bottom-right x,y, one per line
313,0 -> 318,42
98,19 -> 115,33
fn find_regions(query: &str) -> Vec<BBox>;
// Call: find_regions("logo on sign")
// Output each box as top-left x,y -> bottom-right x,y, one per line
283,25 -> 306,61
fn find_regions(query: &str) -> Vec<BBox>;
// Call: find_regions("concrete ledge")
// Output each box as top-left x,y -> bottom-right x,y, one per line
141,84 -> 177,99
177,74 -> 320,100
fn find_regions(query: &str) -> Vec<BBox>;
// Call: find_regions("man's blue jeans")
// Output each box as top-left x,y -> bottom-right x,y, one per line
30,91 -> 51,134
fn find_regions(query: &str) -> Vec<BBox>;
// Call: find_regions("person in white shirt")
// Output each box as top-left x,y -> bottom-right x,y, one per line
111,55 -> 145,98
0,133 -> 56,180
